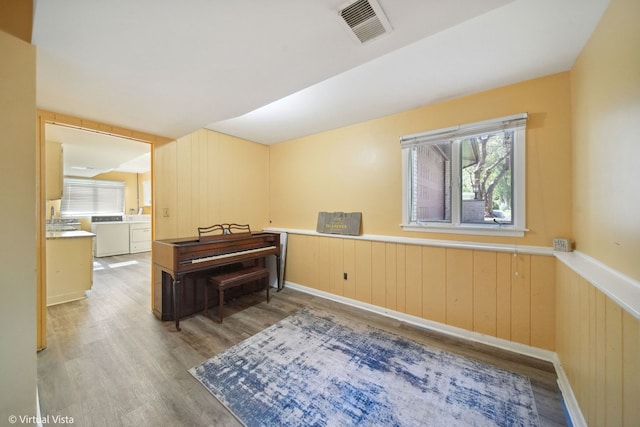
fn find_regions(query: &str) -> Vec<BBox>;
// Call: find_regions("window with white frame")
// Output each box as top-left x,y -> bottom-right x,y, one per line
401,113 -> 527,236
60,178 -> 125,217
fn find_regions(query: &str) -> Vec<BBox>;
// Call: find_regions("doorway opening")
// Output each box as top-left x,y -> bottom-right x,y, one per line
37,111 -> 169,350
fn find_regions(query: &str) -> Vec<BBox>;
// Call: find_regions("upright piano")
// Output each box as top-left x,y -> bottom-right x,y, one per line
152,231 -> 281,330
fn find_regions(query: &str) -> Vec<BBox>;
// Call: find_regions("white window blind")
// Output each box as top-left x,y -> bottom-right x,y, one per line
60,178 -> 125,216
400,113 -> 527,148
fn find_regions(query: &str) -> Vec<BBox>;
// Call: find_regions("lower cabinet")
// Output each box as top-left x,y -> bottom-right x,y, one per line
46,233 -> 94,306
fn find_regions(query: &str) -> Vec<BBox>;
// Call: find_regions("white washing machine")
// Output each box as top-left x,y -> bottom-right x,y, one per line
91,216 -> 130,257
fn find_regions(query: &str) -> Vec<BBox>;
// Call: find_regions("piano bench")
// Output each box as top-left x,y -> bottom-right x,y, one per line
204,266 -> 270,323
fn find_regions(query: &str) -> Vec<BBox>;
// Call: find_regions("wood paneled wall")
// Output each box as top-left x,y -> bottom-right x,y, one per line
556,262 -> 640,426
1,27 -> 37,418
0,0 -> 33,43
154,128 -> 270,240
570,0 -> 640,280
286,233 -> 556,350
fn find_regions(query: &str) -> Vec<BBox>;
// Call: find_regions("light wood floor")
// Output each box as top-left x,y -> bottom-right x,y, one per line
38,252 -> 568,426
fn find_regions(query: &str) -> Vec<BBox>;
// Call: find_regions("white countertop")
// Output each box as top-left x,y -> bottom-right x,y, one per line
91,220 -> 151,225
91,221 -> 131,225
47,230 -> 96,240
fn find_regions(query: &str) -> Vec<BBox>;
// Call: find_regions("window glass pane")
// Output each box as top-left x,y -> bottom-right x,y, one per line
410,142 -> 451,222
460,130 -> 513,224
401,113 -> 525,234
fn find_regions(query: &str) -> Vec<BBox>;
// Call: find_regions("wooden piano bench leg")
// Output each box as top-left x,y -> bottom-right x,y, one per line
208,266 -> 270,324
202,281 -> 225,323
255,277 -> 271,304
218,287 -> 224,323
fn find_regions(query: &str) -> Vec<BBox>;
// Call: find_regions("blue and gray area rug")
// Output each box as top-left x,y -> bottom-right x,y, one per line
189,308 -> 540,426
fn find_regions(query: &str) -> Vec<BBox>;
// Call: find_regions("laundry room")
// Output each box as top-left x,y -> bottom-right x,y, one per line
44,123 -> 152,305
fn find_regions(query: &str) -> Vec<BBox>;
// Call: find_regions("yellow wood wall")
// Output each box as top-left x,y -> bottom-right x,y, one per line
0,27 -> 37,419
556,0 -> 640,425
264,71 -> 572,356
269,72 -> 573,248
154,128 -> 269,240
0,0 -> 33,43
570,0 -> 640,281
286,233 -> 556,350
556,262 -> 640,426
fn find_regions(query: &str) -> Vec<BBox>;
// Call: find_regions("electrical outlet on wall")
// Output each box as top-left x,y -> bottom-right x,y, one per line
553,238 -> 572,252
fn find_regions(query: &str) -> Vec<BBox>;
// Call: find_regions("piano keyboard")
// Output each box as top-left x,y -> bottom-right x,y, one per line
186,245 -> 277,265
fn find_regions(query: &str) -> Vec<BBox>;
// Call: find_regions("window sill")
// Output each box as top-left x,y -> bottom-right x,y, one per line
401,223 -> 527,237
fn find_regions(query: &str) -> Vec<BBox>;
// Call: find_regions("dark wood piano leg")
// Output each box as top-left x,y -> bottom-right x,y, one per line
173,278 -> 181,331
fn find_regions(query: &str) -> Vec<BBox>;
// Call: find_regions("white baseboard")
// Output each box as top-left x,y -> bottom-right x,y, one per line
46,291 -> 87,307
36,386 -> 43,427
284,280 -> 585,427
554,361 -> 587,427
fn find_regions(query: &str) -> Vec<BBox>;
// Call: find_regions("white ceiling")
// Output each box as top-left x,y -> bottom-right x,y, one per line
33,0 -> 609,147
46,124 -> 150,178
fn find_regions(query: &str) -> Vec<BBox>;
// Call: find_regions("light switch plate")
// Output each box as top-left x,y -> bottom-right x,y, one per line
553,238 -> 572,252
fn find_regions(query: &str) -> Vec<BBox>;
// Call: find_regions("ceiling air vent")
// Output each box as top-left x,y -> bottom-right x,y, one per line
339,0 -> 392,44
